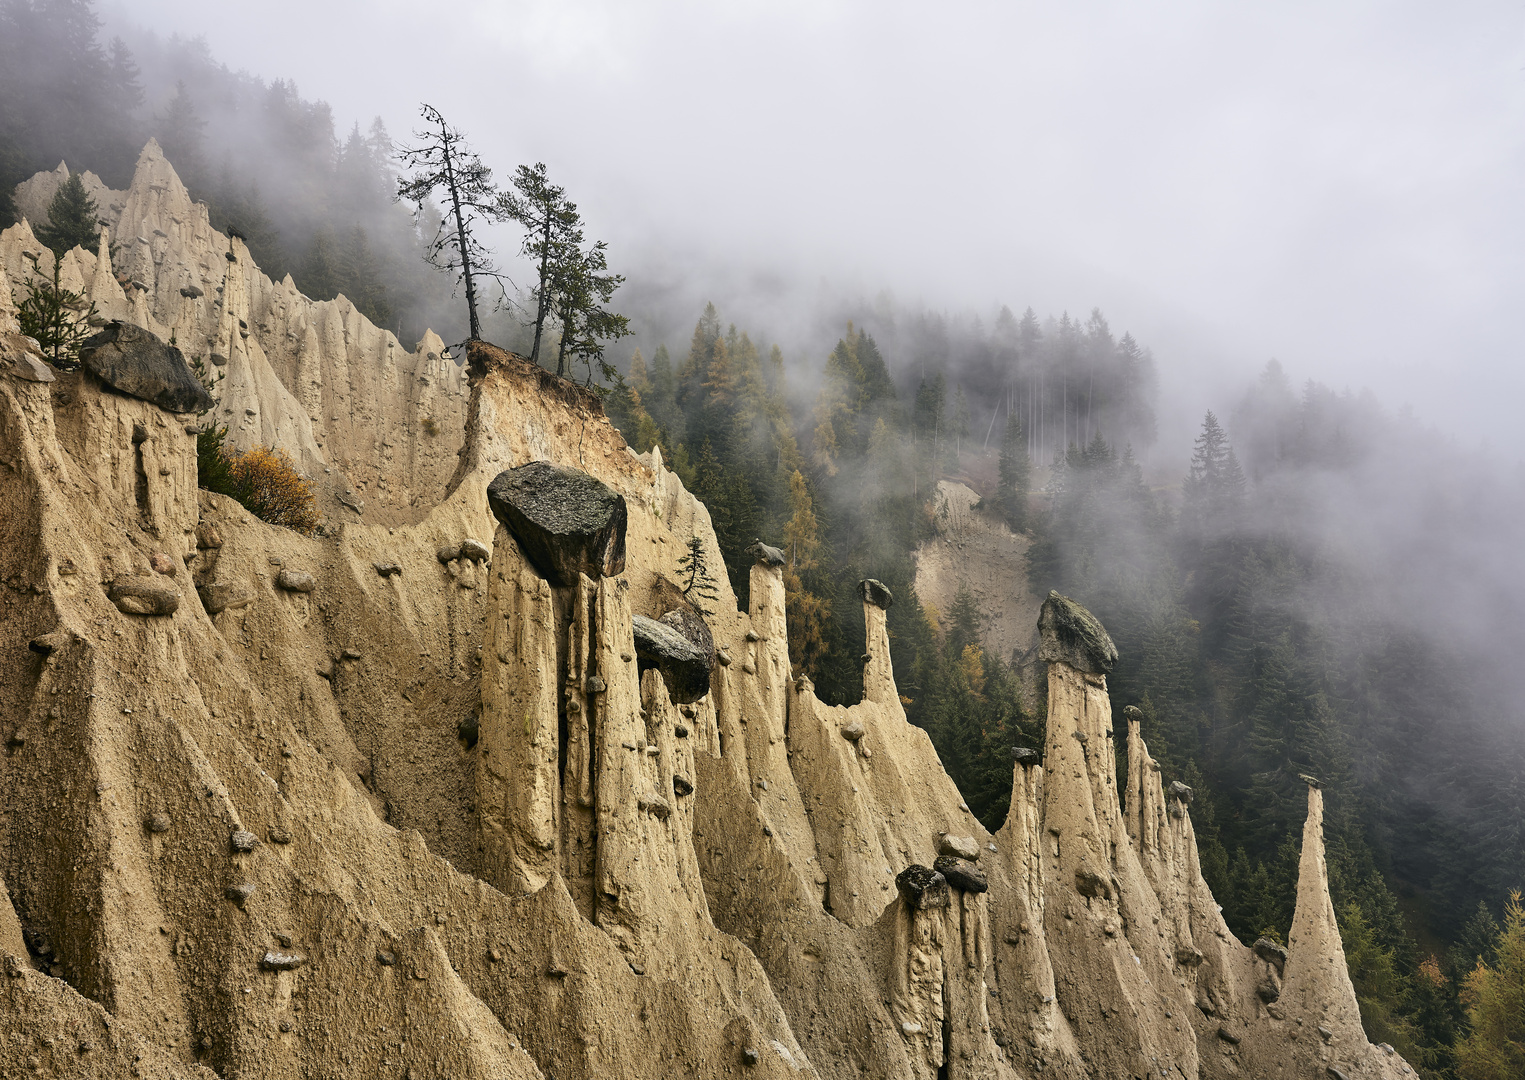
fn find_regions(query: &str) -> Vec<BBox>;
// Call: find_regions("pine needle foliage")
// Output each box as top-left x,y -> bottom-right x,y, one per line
14,251 -> 97,369
677,535 -> 721,615
1456,890 -> 1525,1080
35,171 -> 101,256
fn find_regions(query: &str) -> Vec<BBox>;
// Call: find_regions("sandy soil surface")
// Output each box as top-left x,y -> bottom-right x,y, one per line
913,481 -> 1040,664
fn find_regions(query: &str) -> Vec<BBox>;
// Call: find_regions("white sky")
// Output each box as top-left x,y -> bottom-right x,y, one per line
110,0 -> 1525,456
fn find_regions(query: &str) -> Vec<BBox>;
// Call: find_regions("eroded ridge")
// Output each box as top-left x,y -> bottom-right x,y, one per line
0,146 -> 1416,1080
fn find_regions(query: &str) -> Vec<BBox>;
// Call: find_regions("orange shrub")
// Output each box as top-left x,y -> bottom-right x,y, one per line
226,445 -> 321,535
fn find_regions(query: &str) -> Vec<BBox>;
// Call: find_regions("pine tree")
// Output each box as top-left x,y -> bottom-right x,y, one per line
677,535 -> 721,615
997,412 -> 1030,531
396,105 -> 507,341
34,171 -> 99,256
154,80 -> 207,192
782,470 -> 830,676
15,251 -> 96,369
500,161 -> 577,365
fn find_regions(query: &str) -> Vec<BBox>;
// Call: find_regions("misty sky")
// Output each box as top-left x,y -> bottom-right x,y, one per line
107,0 -> 1525,457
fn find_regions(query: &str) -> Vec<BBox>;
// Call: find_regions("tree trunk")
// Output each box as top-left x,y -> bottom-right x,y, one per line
438,119 -> 479,341
530,208 -> 553,365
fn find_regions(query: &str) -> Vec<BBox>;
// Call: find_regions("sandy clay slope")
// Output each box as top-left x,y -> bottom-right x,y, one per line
914,480 -> 1041,665
0,145 -> 1417,1079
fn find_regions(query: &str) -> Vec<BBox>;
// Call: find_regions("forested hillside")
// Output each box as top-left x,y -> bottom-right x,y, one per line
5,1 -> 1523,1075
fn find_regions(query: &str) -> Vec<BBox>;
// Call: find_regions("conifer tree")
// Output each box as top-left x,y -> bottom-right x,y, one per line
782,470 -> 830,676
35,171 -> 100,256
677,535 -> 721,615
997,412 -> 1030,531
15,250 -> 96,369
396,105 -> 507,341
154,80 -> 207,192
501,162 -> 578,365
1455,891 -> 1525,1080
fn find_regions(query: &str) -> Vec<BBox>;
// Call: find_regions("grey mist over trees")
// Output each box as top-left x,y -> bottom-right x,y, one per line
7,0 -> 1525,1067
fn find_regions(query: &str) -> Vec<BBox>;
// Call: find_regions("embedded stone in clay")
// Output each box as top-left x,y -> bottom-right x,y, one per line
108,577 -> 179,616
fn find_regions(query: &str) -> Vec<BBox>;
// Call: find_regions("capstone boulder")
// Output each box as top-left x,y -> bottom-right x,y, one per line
933,855 -> 989,893
895,865 -> 950,909
631,614 -> 712,704
857,578 -> 893,609
487,461 -> 627,585
746,538 -> 786,567
78,321 -> 214,414
1037,590 -> 1118,674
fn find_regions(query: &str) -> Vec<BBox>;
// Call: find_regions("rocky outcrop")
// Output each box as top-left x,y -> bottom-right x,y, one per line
0,146 -> 1415,1080
486,461 -> 628,584
79,321 -> 214,413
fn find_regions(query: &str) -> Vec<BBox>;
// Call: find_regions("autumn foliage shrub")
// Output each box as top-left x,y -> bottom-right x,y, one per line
197,426 -> 320,535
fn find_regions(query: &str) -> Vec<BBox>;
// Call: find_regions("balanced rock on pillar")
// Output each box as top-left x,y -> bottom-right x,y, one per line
1037,589 -> 1118,673
631,614 -> 713,704
487,461 -> 627,585
78,320 -> 213,413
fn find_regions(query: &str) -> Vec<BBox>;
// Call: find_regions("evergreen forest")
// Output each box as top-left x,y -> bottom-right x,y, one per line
4,1 -> 1523,1074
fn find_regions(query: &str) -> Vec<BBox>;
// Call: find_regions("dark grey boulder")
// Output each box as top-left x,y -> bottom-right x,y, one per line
631,614 -> 712,704
458,714 -> 479,749
895,865 -> 950,910
1168,780 -> 1194,804
1256,978 -> 1281,1003
78,321 -> 214,414
487,461 -> 627,585
858,578 -> 893,609
660,606 -> 715,665
1037,591 -> 1118,674
746,538 -> 786,567
672,775 -> 694,797
1011,747 -> 1040,767
933,855 -> 989,894
179,285 -> 203,299
1123,704 -> 1143,724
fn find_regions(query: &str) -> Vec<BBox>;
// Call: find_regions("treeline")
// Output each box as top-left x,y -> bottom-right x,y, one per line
0,0 -> 447,338
1028,363 -> 1525,1075
604,300 -> 1152,830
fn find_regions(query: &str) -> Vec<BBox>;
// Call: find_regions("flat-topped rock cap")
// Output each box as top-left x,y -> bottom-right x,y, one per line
79,321 -> 214,414
746,538 -> 786,567
487,460 -> 627,585
1037,590 -> 1118,674
858,578 -> 893,609
895,864 -> 950,910
631,614 -> 713,704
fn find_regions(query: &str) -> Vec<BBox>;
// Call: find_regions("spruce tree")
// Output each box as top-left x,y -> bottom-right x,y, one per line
35,171 -> 100,256
997,412 -> 1030,531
